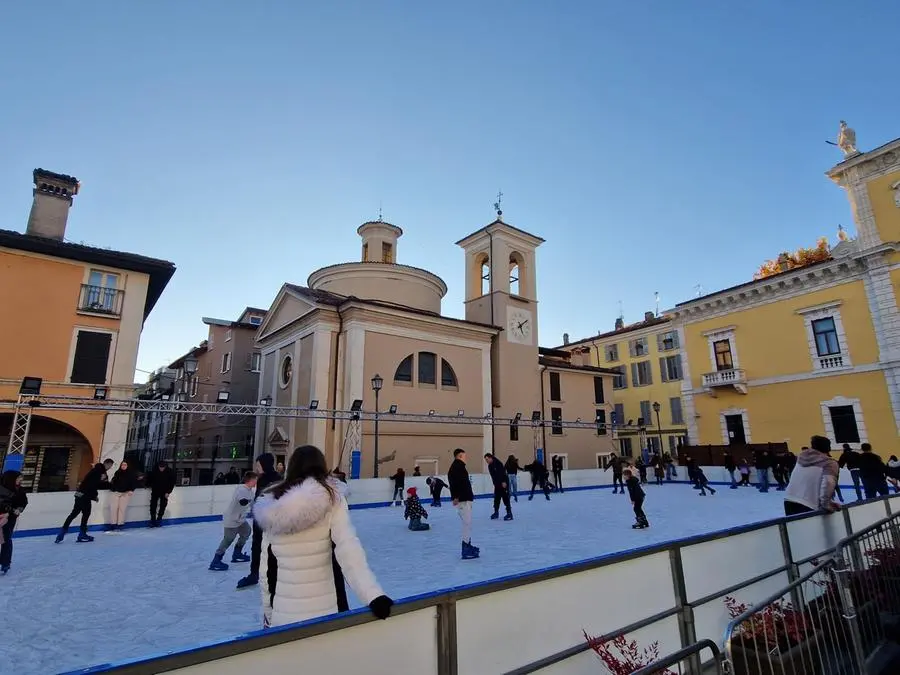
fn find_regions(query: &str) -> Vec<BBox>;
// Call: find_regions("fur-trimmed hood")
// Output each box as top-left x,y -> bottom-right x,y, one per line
253,478 -> 337,536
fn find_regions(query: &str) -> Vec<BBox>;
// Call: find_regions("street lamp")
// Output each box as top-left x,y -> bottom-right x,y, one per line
172,355 -> 199,483
371,374 -> 383,478
652,401 -> 664,458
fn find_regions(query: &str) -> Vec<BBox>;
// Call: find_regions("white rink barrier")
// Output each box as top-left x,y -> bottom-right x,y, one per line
61,493 -> 900,675
14,465 -> 866,537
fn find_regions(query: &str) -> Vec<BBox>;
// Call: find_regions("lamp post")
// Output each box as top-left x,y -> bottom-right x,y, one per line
652,401 -> 664,458
371,373 -> 383,478
172,355 -> 198,483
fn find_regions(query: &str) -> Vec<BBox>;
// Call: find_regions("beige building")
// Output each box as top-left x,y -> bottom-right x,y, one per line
253,217 -> 617,475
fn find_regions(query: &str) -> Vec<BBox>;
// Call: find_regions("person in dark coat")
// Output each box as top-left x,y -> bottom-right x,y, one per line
551,455 -> 564,493
523,459 -> 551,501
55,459 -> 114,543
237,452 -> 284,590
856,444 -> 890,499
448,448 -> 479,559
504,455 -> 521,502
484,453 -> 513,521
605,454 -> 626,494
723,452 -> 738,489
403,487 -> 430,531
390,468 -> 406,506
147,460 -> 176,527
225,467 -> 241,485
426,476 -> 447,507
108,460 -> 139,532
624,469 -> 649,529
838,444 -> 862,501
0,470 -> 28,574
755,450 -> 771,493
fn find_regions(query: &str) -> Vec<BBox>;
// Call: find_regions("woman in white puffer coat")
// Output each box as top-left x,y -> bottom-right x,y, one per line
253,445 -> 394,628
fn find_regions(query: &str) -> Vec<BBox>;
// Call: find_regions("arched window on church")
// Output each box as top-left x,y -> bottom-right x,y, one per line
394,354 -> 413,383
418,352 -> 437,385
509,252 -> 524,297
441,359 -> 458,389
479,254 -> 491,296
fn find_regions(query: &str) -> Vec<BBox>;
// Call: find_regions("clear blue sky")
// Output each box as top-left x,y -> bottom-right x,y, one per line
1,1 -> 896,380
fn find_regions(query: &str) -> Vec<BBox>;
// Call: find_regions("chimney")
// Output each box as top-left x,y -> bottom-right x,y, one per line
26,168 -> 79,241
562,332 -> 570,345
571,350 -> 584,367
614,317 -> 625,330
644,311 -> 655,321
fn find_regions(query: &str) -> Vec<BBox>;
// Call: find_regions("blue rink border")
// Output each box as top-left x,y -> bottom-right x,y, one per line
14,478 -> 868,538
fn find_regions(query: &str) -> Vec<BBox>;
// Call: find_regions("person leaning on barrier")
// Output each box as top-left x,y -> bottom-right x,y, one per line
783,435 -> 841,517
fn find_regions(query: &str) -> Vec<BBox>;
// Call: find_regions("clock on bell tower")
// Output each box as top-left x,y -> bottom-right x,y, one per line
456,217 -> 545,429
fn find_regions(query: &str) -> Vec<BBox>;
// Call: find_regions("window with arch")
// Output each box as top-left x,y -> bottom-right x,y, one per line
418,351 -> 437,385
279,353 -> 293,388
394,354 -> 413,383
509,253 -> 522,296
441,359 -> 458,389
478,253 -> 491,296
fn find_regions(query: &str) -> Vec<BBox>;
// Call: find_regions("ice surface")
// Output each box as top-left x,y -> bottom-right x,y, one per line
5,484 -> 789,675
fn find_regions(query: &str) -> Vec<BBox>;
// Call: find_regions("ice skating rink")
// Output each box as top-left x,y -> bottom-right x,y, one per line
6,484 -> 788,675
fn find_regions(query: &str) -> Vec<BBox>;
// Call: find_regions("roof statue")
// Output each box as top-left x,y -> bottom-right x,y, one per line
837,120 -> 859,157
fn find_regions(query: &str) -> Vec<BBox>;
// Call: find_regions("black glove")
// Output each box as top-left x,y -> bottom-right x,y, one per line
368,595 -> 394,620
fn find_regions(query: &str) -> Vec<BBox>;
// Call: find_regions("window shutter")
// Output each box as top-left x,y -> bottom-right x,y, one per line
70,331 -> 112,384
645,362 -> 653,385
629,341 -> 636,357
659,357 -> 668,382
631,362 -> 639,387
672,332 -> 680,349
674,354 -> 683,379
657,334 -> 664,351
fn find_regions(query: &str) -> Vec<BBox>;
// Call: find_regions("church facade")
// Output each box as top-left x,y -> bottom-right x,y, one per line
253,218 -> 618,476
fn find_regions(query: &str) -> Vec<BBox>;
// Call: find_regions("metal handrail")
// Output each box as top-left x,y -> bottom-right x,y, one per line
631,639 -> 723,675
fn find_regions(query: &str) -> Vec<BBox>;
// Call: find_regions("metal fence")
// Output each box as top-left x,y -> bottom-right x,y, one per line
721,511 -> 900,675
632,640 -> 724,675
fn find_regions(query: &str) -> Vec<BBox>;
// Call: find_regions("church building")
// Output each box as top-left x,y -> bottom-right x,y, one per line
253,217 -> 617,476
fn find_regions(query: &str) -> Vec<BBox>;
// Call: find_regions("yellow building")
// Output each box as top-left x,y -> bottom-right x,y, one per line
0,169 -> 175,490
560,312 -> 688,458
670,132 -> 900,457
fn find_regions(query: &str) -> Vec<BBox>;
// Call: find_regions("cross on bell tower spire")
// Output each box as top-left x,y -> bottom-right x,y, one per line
493,190 -> 503,222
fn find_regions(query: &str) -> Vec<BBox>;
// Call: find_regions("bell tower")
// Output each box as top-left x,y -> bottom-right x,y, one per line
456,215 -> 545,432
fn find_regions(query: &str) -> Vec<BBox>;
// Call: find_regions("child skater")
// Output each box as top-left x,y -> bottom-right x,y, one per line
403,487 -> 430,531
624,468 -> 649,529
426,476 -> 447,507
695,466 -> 717,496
653,455 -> 665,486
209,471 -> 258,571
738,460 -> 751,486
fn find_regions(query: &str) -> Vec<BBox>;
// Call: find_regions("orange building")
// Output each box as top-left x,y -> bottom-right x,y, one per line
0,169 -> 175,491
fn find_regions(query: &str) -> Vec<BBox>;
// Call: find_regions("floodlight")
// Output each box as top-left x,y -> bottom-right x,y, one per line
350,399 -> 363,412
309,399 -> 319,410
260,396 -> 272,407
575,418 -> 582,423
428,409 -> 436,416
530,410 -> 541,422
513,412 -> 522,422
19,377 -> 42,396
93,387 -> 108,401
457,409 -> 465,416
388,404 -> 398,414
161,393 -> 172,402
217,391 -> 230,404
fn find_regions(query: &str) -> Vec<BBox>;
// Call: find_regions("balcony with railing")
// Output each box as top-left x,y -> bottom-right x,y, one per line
818,354 -> 846,369
702,368 -> 748,394
77,284 -> 124,317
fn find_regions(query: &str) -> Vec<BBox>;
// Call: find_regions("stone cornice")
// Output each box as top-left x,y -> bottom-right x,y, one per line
827,137 -> 900,184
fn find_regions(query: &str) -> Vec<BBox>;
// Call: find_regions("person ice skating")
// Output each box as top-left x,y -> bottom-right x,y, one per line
485,453 -> 513,521
504,455 -> 521,502
635,456 -> 648,484
754,450 -> 771,493
209,471 -> 258,571
55,459 -> 114,543
624,469 -> 649,529
856,444 -> 890,499
147,460 -> 176,527
523,458 -> 551,501
695,467 -> 716,496
237,453 -> 282,590
685,456 -> 701,490
723,452 -> 738,489
605,453 -> 625,494
225,467 -> 240,485
838,444 -> 863,501
413,466 -> 421,477
738,459 -> 751,486
253,445 -> 393,628
426,476 -> 447,507
403,487 -> 430,531
652,454 -> 665,486
551,455 -> 564,493
888,456 -> 900,493
448,448 -> 479,559
390,468 -> 406,506
0,470 -> 27,574
107,460 -> 138,533
784,435 -> 840,516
